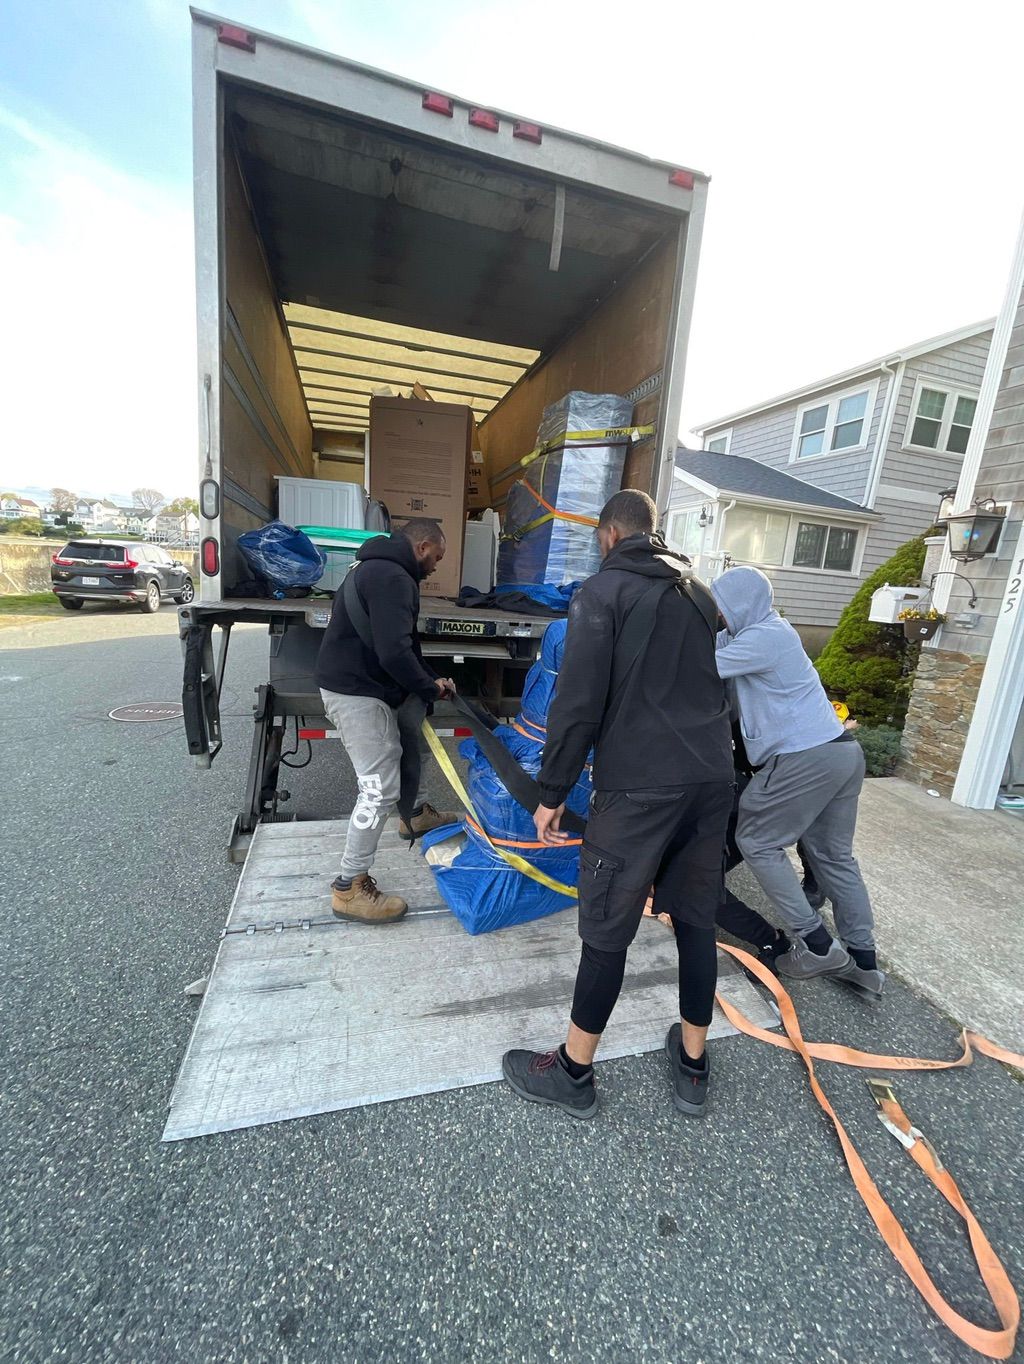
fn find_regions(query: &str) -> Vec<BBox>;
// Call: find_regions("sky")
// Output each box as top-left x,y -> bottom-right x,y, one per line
1,0 -> 1022,500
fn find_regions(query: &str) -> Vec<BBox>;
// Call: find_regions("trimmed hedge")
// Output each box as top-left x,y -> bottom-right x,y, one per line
815,536 -> 927,728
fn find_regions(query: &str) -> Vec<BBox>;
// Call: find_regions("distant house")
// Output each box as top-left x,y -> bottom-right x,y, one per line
115,507 -> 152,533
145,510 -> 199,543
74,499 -> 121,530
679,320 -> 995,646
1,495 -> 42,521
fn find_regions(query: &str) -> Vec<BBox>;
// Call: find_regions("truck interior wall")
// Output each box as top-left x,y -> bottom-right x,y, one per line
220,150 -> 314,584
478,235 -> 679,503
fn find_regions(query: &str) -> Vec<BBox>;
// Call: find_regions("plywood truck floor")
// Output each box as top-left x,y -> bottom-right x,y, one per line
163,821 -> 779,1141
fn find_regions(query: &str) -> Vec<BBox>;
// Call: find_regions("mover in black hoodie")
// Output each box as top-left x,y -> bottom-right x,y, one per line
502,490 -> 735,1122
316,523 -> 457,924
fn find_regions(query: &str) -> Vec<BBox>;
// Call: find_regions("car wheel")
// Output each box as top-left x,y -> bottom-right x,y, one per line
59,598 -> 84,611
174,577 -> 195,606
141,580 -> 161,614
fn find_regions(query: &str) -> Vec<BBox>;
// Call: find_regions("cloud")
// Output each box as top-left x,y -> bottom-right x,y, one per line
0,106 -> 196,498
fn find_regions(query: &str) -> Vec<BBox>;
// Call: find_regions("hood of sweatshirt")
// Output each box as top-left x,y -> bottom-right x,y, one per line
712,566 -> 776,635
599,532 -> 692,582
356,532 -> 426,581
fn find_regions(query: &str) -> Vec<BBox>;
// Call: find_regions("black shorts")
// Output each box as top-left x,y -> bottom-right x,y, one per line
578,781 -> 734,952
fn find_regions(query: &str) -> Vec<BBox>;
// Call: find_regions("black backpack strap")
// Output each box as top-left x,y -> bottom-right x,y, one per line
342,566 -> 374,651
607,578 -> 676,702
680,573 -> 721,639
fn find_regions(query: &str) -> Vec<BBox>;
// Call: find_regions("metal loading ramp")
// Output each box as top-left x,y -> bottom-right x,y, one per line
163,820 -> 779,1141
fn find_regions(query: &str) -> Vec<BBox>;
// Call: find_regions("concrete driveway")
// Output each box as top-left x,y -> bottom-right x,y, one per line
1,610 -> 1022,1364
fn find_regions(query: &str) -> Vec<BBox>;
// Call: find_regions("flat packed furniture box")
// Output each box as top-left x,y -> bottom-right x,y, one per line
369,395 -> 471,599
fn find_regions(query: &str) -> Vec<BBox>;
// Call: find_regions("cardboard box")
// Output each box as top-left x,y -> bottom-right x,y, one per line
369,395 -> 472,599
467,449 -> 489,511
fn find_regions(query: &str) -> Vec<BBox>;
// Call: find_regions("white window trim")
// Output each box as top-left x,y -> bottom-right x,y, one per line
901,375 -> 980,456
788,379 -> 880,465
718,503 -> 866,576
704,428 -> 732,454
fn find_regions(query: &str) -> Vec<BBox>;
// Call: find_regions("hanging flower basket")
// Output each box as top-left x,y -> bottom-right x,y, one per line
902,618 -> 941,642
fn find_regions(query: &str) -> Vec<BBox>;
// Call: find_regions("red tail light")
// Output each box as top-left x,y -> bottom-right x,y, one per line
52,555 -> 73,566
121,559 -> 139,570
469,109 -> 499,132
202,537 -> 219,576
669,169 -> 695,190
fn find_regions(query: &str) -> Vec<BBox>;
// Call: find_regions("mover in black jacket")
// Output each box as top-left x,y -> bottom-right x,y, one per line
316,522 -> 457,924
502,491 -> 735,1120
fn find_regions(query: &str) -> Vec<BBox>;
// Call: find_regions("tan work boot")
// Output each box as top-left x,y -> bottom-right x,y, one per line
331,874 -> 408,923
398,801 -> 461,842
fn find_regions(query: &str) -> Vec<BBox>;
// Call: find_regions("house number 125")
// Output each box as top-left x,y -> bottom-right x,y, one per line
1004,559 -> 1024,613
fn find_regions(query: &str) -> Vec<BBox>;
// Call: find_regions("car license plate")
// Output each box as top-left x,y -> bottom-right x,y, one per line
82,576 -> 100,585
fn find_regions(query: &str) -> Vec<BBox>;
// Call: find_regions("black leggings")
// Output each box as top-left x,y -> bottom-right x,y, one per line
570,919 -> 718,1035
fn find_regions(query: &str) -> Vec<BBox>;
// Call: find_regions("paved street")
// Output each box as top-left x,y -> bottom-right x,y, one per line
1,609 -> 1022,1364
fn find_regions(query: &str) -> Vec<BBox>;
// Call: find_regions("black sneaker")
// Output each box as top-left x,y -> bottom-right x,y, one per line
665,1024 -> 710,1117
501,1048 -> 598,1120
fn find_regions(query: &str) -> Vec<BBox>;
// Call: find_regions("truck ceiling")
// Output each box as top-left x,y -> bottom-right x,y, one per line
227,82 -> 683,432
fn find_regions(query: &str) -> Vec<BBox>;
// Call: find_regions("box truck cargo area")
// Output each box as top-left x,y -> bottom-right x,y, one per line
181,13 -> 707,851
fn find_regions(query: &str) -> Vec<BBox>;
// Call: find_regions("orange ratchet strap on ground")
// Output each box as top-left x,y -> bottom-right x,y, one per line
715,941 -> 1021,1359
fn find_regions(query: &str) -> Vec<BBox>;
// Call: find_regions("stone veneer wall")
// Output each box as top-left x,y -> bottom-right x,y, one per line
897,649 -> 987,793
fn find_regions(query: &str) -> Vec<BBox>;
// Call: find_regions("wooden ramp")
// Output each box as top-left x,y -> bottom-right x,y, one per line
163,820 -> 779,1141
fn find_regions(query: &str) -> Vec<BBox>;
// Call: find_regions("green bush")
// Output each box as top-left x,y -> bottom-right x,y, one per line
853,725 -> 903,777
815,535 -> 927,728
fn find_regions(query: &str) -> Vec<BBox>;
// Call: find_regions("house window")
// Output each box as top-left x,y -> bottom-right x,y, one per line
721,507 -> 790,565
792,522 -> 858,572
792,383 -> 876,460
907,383 -> 978,454
667,507 -> 705,559
705,430 -> 731,454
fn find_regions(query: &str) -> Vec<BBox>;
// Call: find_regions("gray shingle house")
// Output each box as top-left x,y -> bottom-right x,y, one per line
673,319 -> 995,649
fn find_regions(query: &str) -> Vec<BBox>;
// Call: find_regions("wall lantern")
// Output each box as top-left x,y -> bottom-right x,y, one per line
698,503 -> 714,528
945,498 -> 1006,563
933,486 -> 957,528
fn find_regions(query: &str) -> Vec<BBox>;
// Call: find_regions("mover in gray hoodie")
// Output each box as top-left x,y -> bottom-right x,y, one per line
712,566 -> 884,998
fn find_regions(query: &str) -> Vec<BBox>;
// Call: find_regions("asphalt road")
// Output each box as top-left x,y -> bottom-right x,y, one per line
1,607 -> 1022,1364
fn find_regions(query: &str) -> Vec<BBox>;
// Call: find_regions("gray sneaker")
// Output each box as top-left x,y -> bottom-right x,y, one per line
775,936 -> 851,980
834,959 -> 887,1001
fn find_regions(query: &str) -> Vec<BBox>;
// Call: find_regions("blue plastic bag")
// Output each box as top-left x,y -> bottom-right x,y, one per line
237,521 -> 327,589
421,821 -> 577,935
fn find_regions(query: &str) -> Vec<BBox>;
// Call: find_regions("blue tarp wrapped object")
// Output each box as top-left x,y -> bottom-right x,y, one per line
237,521 -> 327,588
421,821 -> 579,936
422,618 -> 591,934
497,391 -> 633,586
519,617 -> 566,732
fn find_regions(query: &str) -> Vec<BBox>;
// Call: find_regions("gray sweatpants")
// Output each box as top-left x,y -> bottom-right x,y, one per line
735,738 -> 876,951
320,690 -> 428,882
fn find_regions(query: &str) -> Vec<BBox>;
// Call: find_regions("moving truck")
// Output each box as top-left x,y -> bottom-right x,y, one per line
181,11 -> 709,855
